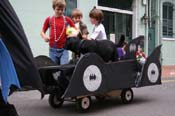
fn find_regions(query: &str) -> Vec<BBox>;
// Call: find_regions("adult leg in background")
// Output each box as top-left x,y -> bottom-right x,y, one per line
0,89 -> 19,116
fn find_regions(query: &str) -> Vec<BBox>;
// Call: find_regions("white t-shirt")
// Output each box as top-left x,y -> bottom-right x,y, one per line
75,22 -> 80,29
91,23 -> 107,40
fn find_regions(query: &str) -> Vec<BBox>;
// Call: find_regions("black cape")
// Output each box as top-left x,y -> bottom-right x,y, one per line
0,0 -> 43,93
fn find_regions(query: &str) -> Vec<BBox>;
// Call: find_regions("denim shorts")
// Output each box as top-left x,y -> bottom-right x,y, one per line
49,47 -> 69,65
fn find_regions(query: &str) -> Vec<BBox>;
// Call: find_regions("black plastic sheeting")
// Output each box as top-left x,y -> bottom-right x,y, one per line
0,0 -> 43,93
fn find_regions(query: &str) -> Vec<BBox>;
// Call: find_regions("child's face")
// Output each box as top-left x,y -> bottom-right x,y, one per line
138,46 -> 143,52
54,6 -> 65,17
90,18 -> 98,25
72,16 -> 82,23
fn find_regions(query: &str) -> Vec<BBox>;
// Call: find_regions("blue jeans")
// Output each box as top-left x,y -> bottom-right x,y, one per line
49,47 -> 69,65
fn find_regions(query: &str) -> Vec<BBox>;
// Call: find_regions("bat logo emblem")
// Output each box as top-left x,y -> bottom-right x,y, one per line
83,65 -> 102,92
89,74 -> 96,80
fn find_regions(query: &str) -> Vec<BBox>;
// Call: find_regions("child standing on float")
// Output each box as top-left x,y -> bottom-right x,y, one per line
40,0 -> 77,65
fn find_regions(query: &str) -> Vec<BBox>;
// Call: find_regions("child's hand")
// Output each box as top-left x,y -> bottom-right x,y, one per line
82,34 -> 88,39
44,36 -> 50,42
67,33 -> 78,38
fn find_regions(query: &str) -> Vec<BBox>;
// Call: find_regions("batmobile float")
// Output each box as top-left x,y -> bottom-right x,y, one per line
35,38 -> 161,112
0,0 -> 162,114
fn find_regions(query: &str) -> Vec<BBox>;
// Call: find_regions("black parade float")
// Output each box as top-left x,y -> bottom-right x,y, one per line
36,37 -> 162,112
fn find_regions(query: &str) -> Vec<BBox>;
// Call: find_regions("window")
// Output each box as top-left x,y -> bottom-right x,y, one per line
103,11 -> 132,42
65,0 -> 77,17
97,0 -> 133,42
98,0 -> 133,11
163,2 -> 174,38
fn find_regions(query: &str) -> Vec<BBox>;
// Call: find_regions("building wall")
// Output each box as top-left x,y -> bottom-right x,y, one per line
135,0 -> 149,54
136,0 -> 147,36
135,0 -> 175,65
160,0 -> 175,65
9,0 -> 53,56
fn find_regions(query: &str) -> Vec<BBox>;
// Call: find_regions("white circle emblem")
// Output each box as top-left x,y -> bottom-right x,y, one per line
147,63 -> 159,83
83,65 -> 102,92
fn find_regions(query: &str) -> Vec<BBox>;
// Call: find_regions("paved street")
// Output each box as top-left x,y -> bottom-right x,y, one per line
9,77 -> 175,116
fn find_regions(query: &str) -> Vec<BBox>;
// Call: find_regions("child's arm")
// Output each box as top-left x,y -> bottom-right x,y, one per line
90,29 -> 99,40
40,30 -> 49,42
40,17 -> 50,42
142,52 -> 146,59
82,34 -> 88,39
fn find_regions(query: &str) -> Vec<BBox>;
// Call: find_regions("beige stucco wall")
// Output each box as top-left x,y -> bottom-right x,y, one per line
160,0 -> 175,65
10,0 -> 53,56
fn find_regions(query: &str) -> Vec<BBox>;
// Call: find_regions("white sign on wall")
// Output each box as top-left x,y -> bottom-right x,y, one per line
110,33 -> 115,43
142,0 -> 147,5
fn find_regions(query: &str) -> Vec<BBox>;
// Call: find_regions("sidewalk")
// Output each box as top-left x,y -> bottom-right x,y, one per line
162,65 -> 175,78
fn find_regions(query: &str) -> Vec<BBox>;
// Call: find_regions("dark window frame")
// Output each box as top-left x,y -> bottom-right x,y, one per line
65,0 -> 77,17
98,0 -> 133,11
97,0 -> 133,42
162,2 -> 174,38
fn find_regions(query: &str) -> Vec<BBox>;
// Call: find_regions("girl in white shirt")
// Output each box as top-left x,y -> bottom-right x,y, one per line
87,8 -> 107,40
91,23 -> 107,40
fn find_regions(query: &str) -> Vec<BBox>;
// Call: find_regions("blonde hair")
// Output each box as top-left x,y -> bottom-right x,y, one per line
71,8 -> 83,18
52,0 -> 66,9
89,8 -> 104,23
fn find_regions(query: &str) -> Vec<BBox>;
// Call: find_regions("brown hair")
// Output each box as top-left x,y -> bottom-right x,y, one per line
89,8 -> 104,23
71,8 -> 83,18
52,0 -> 66,9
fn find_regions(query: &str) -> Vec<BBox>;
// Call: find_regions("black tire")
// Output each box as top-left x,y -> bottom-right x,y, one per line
48,94 -> 64,108
77,96 -> 91,112
121,88 -> 133,104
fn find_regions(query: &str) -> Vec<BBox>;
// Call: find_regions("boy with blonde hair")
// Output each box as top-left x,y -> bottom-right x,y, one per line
40,0 -> 77,65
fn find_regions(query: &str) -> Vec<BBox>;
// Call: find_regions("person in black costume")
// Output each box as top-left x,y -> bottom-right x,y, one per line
0,89 -> 18,116
0,0 -> 44,115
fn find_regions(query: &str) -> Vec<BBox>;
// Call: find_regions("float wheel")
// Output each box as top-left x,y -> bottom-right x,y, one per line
48,94 -> 64,108
77,96 -> 91,112
121,88 -> 133,104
